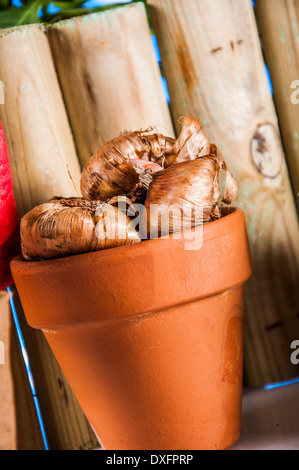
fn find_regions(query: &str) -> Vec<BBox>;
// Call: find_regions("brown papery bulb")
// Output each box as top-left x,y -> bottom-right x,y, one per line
143,157 -> 221,238
80,131 -> 176,203
127,159 -> 163,200
175,114 -> 210,163
21,198 -> 140,261
209,143 -> 238,204
174,117 -> 238,204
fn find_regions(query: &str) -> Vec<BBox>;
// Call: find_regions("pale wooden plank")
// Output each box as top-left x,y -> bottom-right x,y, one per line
149,0 -> 299,386
0,24 -> 98,449
255,0 -> 299,203
11,287 -> 99,450
0,290 -> 44,449
47,3 -> 175,167
0,291 -> 17,449
0,24 -> 82,217
233,382 -> 299,450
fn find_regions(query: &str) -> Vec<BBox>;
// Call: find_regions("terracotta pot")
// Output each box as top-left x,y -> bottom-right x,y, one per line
11,207 -> 252,450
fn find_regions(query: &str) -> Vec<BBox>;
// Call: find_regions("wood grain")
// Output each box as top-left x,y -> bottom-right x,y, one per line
0,291 -> 44,449
10,287 -> 99,450
0,291 -> 18,450
0,24 -> 98,449
0,24 -> 82,218
233,382 -> 299,450
149,0 -> 299,386
255,0 -> 299,203
47,3 -> 175,168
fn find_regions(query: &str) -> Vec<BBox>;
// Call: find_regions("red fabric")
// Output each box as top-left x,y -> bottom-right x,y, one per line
0,122 -> 21,290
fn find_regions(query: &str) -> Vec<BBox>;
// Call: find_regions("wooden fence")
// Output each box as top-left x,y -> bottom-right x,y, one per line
0,0 -> 298,449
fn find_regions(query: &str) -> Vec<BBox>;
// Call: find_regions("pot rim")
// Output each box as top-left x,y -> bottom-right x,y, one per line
11,207 -> 253,329
12,206 -> 239,269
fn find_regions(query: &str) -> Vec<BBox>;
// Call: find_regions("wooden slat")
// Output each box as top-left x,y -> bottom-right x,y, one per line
233,382 -> 299,450
148,0 -> 299,386
0,24 -> 82,217
0,290 -> 18,450
0,290 -> 44,449
47,3 -> 175,167
255,0 -> 299,204
0,24 -> 98,449
11,287 -> 99,450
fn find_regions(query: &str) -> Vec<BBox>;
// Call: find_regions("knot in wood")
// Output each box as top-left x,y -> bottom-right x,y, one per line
251,124 -> 282,178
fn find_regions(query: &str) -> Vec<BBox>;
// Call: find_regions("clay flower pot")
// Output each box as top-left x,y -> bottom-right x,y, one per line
11,207 -> 252,450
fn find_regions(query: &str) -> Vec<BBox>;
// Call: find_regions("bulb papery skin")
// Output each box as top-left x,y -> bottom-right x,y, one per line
79,115 -> 237,207
80,131 -> 176,202
143,157 -> 221,238
20,115 -> 239,261
20,198 -> 140,261
127,159 -> 163,174
209,143 -> 238,204
175,114 -> 210,163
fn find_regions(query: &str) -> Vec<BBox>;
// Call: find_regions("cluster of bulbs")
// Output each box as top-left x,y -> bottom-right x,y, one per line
20,115 -> 238,261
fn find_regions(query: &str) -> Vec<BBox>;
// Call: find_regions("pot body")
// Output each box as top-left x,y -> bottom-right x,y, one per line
11,208 -> 252,450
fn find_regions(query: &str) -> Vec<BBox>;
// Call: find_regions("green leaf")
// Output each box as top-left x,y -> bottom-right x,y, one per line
0,0 -> 10,12
51,1 -> 85,8
16,1 -> 44,25
0,0 -> 148,28
0,5 -> 39,28
47,7 -> 87,19
46,2 -> 136,23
